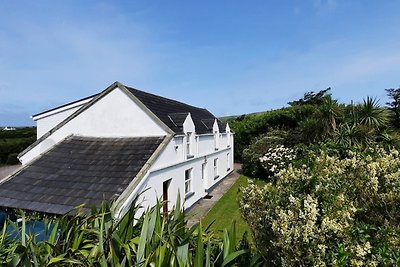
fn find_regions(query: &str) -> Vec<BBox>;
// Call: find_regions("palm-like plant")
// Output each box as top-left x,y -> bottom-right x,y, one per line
357,97 -> 389,130
318,95 -> 342,136
300,95 -> 343,143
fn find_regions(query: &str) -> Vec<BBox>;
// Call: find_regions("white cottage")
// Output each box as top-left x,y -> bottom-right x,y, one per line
0,82 -> 234,217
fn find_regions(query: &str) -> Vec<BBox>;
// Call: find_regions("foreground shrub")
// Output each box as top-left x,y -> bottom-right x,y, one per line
0,196 -> 257,266
239,148 -> 400,266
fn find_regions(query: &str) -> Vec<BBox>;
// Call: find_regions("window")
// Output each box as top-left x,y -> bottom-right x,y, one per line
227,153 -> 231,171
185,169 -> 192,195
214,131 -> 219,150
186,132 -> 193,158
213,158 -> 219,179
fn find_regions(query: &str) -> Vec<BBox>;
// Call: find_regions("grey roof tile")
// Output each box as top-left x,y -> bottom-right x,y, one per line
0,135 -> 164,215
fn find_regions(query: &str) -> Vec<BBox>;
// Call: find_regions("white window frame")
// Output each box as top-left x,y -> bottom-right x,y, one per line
185,168 -> 193,196
213,158 -> 219,179
227,153 -> 231,171
186,132 -> 193,159
214,131 -> 219,150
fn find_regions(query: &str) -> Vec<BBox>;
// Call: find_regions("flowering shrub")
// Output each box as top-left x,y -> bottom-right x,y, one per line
241,130 -> 294,179
239,148 -> 400,266
259,145 -> 296,177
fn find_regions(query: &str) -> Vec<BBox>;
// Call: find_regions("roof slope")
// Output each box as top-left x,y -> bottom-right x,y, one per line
127,86 -> 226,134
0,135 -> 164,215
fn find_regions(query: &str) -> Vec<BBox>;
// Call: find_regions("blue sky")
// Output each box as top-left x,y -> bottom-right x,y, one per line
1,0 -> 400,126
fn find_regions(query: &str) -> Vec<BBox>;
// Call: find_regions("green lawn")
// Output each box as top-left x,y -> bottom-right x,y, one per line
201,175 -> 265,239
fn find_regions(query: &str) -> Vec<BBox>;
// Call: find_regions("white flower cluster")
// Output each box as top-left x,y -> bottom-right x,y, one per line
240,148 -> 400,266
259,145 -> 296,175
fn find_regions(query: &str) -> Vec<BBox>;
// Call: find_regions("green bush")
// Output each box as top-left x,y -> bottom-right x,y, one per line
5,153 -> 19,165
0,127 -> 36,165
239,147 -> 400,266
241,129 -> 300,180
230,105 -> 316,161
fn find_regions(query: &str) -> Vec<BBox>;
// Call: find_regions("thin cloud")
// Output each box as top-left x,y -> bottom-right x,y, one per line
313,0 -> 337,13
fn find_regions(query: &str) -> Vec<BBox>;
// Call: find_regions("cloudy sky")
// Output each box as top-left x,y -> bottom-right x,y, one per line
1,0 -> 400,126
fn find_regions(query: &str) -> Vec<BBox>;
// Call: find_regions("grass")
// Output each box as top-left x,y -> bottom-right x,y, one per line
201,175 -> 265,239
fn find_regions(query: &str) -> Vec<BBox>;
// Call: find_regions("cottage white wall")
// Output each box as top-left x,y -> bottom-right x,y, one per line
20,87 -> 167,165
35,107 -> 81,139
141,126 -> 234,211
141,147 -> 233,211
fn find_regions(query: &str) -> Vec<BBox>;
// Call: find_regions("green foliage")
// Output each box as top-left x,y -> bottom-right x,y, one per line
5,153 -> 19,165
357,97 -> 389,131
0,127 -> 36,165
0,196 -> 258,266
386,88 -> 400,128
241,130 -> 289,178
235,90 -> 398,182
239,148 -> 400,266
230,105 -> 316,161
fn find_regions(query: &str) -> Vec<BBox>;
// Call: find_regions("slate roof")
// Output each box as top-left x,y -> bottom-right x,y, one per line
127,87 -> 227,134
0,135 -> 164,215
29,83 -> 226,135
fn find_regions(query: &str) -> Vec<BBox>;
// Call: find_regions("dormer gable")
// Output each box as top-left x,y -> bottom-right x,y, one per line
182,113 -> 195,134
212,119 -> 219,134
226,123 -> 230,133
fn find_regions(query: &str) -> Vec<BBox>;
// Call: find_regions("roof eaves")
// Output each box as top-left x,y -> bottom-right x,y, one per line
32,93 -> 99,119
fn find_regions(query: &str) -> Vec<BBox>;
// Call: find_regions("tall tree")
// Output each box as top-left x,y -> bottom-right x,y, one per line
385,88 -> 400,128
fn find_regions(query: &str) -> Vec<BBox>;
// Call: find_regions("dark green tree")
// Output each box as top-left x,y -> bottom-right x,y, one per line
385,88 -> 400,128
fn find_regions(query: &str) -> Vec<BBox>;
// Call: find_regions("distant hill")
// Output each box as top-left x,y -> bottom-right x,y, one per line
219,111 -> 268,123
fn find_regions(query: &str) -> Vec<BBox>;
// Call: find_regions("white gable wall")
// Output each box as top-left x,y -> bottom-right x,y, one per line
20,87 -> 167,165
35,106 -> 82,139
33,97 -> 95,139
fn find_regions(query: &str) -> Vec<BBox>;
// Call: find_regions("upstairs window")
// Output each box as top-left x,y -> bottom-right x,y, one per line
213,158 -> 219,179
186,132 -> 193,158
214,131 -> 219,150
227,153 -> 231,171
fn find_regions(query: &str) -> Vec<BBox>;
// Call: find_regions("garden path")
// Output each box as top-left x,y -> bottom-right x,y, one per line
186,163 -> 242,227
